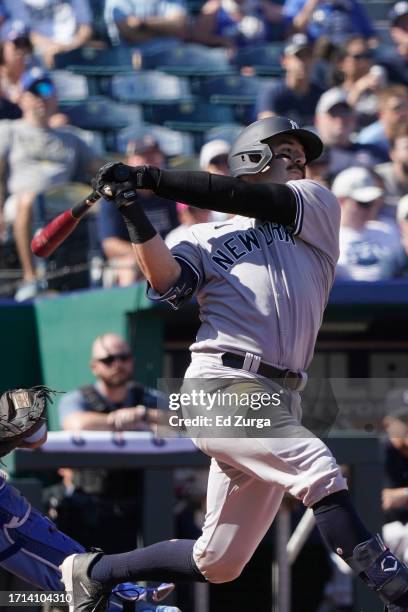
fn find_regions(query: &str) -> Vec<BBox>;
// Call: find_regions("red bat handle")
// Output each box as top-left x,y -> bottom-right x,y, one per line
31,192 -> 99,258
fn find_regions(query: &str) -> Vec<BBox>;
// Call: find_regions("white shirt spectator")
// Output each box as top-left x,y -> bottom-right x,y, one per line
104,0 -> 187,46
338,220 -> 401,281
22,0 -> 91,45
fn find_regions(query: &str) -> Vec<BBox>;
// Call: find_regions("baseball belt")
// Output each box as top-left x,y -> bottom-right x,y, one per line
221,352 -> 307,391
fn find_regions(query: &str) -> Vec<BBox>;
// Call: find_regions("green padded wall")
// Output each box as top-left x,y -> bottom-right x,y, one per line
33,284 -> 163,429
0,302 -> 41,393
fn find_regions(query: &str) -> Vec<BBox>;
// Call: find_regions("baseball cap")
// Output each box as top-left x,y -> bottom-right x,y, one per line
7,22 -> 31,44
385,387 -> 408,421
397,194 -> 408,222
284,33 -> 312,56
332,167 -> 384,202
389,1 -> 408,24
21,67 -> 55,98
315,88 -> 351,115
199,140 -> 230,170
126,133 -> 161,156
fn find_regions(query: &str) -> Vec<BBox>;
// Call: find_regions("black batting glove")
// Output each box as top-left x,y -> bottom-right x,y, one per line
92,162 -> 160,208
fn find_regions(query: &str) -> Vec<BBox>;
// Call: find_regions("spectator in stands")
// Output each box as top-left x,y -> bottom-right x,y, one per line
314,88 -> 383,178
165,139 -> 230,247
199,138 -> 230,176
21,0 -> 93,68
165,203 -> 212,248
0,25 -> 34,103
376,123 -> 408,211
193,0 -> 283,49
0,68 -> 101,301
382,388 -> 408,563
378,1 -> 408,87
282,0 -> 375,44
382,195 -> 408,277
256,33 -> 324,126
97,134 -> 178,287
56,332 -> 160,552
357,85 -> 408,161
333,35 -> 387,129
305,146 -> 330,186
332,166 -> 400,281
104,0 -> 188,49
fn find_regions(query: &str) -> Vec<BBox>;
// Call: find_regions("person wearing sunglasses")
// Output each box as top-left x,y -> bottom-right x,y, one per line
0,66 -> 102,301
55,333 -> 161,554
334,35 -> 387,129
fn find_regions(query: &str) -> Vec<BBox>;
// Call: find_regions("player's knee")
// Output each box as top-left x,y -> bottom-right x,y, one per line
197,558 -> 245,583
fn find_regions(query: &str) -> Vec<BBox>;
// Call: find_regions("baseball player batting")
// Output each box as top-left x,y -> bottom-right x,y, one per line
60,117 -> 408,612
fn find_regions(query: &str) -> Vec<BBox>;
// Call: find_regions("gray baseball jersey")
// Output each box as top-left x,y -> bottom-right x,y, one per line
152,179 -> 340,371
148,177 -> 347,582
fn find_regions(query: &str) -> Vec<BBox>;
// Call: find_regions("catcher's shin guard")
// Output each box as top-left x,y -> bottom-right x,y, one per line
346,534 -> 408,606
0,478 -> 175,612
0,476 -> 84,589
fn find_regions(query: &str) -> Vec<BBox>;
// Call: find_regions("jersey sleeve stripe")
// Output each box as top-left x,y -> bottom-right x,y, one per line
173,254 -> 202,286
288,184 -> 304,236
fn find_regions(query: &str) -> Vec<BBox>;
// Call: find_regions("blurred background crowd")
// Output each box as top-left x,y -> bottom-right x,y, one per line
0,0 -> 406,300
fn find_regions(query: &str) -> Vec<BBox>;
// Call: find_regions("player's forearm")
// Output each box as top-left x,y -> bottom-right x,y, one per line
130,233 -> 181,294
152,169 -> 297,226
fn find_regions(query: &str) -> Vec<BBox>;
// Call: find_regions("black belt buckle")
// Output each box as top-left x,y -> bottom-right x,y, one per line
281,369 -> 301,391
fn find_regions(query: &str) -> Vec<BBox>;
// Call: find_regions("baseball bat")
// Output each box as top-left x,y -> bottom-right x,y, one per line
31,192 -> 99,258
31,163 -> 132,258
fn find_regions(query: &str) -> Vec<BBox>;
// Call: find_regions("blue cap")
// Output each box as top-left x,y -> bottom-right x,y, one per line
389,1 -> 408,24
21,68 -> 55,98
7,21 -> 30,42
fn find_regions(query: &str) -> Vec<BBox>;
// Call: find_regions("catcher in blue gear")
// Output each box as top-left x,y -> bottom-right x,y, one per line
0,386 -> 176,611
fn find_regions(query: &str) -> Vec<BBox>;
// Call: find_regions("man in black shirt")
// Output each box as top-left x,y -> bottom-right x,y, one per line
382,388 -> 408,561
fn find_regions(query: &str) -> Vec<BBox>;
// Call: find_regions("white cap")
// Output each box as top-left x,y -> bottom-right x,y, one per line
199,139 -> 230,170
397,194 -> 408,222
315,87 -> 350,115
332,167 -> 384,202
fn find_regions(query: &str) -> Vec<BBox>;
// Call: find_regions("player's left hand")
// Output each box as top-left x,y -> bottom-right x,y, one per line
92,162 -> 160,208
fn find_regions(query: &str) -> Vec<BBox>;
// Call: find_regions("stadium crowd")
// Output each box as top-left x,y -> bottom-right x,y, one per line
0,0 -> 406,299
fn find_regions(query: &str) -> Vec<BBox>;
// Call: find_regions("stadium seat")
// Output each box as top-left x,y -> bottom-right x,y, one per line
107,71 -> 192,104
59,97 -> 143,132
361,0 -> 393,21
51,70 -> 89,101
193,74 -> 264,123
193,74 -> 262,104
140,43 -> 235,76
204,123 -> 245,144
142,101 -> 235,132
116,123 -> 195,158
232,44 -> 284,76
53,46 -> 136,75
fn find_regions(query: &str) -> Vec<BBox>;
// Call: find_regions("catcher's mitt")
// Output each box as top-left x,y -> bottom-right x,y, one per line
0,386 -> 56,457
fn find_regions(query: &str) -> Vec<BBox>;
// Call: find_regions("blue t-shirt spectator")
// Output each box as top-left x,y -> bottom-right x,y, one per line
283,0 -> 375,43
256,79 -> 325,125
97,195 -> 178,243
